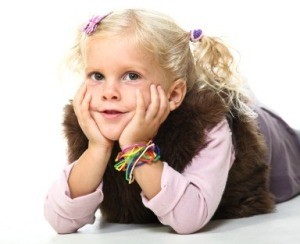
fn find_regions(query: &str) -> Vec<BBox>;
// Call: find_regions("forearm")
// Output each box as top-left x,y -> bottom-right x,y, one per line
44,163 -> 103,234
140,120 -> 235,234
141,162 -> 222,234
133,160 -> 164,200
68,144 -> 112,198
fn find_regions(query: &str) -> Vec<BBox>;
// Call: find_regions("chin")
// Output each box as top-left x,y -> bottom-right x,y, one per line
100,129 -> 121,142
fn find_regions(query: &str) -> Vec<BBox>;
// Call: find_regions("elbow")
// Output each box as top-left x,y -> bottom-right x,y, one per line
44,203 -> 78,234
171,221 -> 207,235
52,222 -> 78,235
45,213 -> 78,234
161,199 -> 210,234
160,211 -> 209,235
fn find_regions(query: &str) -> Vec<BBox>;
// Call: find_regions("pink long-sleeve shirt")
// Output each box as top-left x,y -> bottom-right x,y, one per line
44,119 -> 235,234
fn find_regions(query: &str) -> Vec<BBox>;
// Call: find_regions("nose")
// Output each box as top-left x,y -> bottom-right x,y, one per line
101,81 -> 121,101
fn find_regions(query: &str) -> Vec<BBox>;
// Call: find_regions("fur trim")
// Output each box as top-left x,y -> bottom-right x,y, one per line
213,112 -> 275,218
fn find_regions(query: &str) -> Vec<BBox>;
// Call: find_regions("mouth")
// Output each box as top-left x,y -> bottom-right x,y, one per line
101,110 -> 125,119
102,110 -> 123,114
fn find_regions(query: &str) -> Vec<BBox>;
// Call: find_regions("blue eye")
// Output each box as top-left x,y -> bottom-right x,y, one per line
91,72 -> 104,81
124,72 -> 140,81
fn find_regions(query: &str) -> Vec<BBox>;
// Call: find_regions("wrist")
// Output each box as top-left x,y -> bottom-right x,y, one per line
133,160 -> 164,200
133,160 -> 163,178
119,141 -> 148,151
114,141 -> 161,184
89,141 -> 113,150
87,142 -> 113,158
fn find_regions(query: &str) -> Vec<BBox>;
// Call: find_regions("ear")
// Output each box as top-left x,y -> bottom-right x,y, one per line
167,78 -> 187,111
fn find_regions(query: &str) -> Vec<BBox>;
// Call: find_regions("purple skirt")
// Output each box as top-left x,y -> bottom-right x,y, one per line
256,106 -> 300,202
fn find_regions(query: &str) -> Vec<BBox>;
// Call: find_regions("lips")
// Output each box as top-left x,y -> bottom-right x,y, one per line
101,109 -> 125,119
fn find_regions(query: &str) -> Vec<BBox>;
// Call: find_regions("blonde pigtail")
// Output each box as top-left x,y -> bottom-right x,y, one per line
192,36 -> 257,120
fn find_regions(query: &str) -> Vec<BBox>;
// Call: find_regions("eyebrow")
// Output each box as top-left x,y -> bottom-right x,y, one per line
84,64 -> 151,75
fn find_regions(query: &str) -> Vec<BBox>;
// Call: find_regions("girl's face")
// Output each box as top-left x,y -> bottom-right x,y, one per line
83,36 -> 169,141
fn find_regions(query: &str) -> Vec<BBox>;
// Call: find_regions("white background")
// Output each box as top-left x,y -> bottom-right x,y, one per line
0,0 -> 299,243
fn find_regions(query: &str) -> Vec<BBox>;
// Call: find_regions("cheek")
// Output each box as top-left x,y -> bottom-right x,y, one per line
86,80 -> 101,91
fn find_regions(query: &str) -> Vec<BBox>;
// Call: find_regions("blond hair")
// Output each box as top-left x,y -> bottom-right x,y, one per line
67,9 -> 256,119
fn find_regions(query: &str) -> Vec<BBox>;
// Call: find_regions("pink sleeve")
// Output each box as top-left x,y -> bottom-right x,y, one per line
141,119 -> 235,234
44,162 -> 103,234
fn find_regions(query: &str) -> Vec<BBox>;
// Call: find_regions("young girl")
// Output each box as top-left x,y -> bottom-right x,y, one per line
44,9 -> 300,234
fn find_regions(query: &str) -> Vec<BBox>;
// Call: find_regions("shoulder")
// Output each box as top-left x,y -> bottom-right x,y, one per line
201,118 -> 235,163
207,118 -> 232,135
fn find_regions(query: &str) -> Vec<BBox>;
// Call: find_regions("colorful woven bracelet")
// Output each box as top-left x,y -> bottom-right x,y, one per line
114,140 -> 160,184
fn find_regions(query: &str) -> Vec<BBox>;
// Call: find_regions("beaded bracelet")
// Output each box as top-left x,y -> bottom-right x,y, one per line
114,140 -> 160,184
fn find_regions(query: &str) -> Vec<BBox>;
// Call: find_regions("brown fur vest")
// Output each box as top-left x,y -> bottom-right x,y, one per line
63,86 -> 274,223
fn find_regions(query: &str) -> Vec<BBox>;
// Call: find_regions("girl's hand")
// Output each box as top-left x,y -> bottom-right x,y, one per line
119,84 -> 170,149
73,82 -> 113,149
68,83 -> 113,199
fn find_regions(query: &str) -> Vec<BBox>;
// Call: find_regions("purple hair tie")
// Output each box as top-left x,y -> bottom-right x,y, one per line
190,29 -> 203,42
83,13 -> 111,35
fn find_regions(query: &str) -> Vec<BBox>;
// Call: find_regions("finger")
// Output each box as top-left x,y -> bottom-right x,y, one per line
145,84 -> 160,120
73,82 -> 87,113
157,85 -> 170,123
135,89 -> 146,118
73,82 -> 86,104
80,91 -> 93,121
77,92 -> 98,133
81,90 -> 92,111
